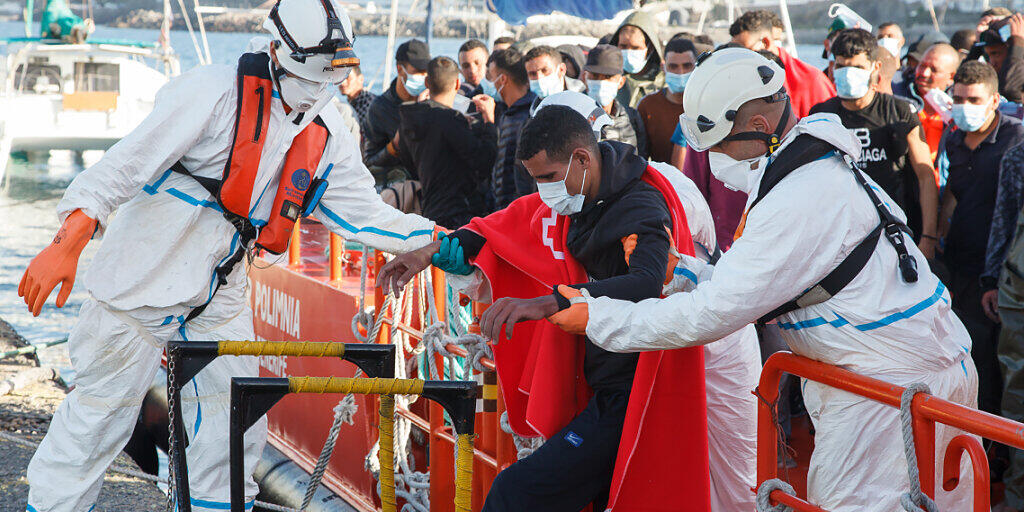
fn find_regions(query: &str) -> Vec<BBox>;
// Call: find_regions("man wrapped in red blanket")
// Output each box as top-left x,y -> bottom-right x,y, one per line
378,106 -> 710,511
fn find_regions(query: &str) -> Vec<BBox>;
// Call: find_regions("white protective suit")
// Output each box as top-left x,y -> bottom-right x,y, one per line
649,161 -> 760,512
585,115 -> 978,512
26,43 -> 434,512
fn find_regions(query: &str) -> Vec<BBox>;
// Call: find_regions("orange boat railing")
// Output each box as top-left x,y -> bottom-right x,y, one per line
756,352 -> 1024,512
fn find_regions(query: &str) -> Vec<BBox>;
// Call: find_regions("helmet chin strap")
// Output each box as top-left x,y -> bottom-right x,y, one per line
720,98 -> 791,156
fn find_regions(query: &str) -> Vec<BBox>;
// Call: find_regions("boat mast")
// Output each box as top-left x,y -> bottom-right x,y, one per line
24,0 -> 33,36
382,0 -> 400,88
778,0 -> 798,57
425,0 -> 434,49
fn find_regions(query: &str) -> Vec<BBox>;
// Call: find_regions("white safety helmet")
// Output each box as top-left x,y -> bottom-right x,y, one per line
263,0 -> 358,83
532,90 -> 612,139
679,48 -> 789,153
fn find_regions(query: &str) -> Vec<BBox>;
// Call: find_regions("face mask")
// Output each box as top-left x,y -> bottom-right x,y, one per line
529,71 -> 564,99
481,76 -> 503,101
664,71 -> 690,94
708,151 -> 762,193
878,37 -> 902,58
621,49 -> 647,74
403,72 -> 427,96
952,102 -> 991,132
587,79 -> 619,107
537,158 -> 587,215
278,74 -> 329,112
833,66 -> 873,99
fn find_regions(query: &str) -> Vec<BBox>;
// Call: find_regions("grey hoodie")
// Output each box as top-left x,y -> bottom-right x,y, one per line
610,10 -> 665,108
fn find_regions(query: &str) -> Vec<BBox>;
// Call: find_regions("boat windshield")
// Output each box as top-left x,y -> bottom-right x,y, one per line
13,63 -> 62,94
74,62 -> 119,93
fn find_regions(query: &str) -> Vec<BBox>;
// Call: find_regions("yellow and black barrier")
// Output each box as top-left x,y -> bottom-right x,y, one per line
229,376 -> 477,512
165,341 -> 395,512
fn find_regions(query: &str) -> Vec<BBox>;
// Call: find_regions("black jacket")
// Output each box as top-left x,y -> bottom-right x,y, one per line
397,99 -> 497,229
999,36 -> 1024,103
453,141 -> 672,391
363,79 -> 405,169
491,91 -> 538,209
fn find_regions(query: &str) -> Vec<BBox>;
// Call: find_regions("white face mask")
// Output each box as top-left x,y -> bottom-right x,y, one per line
278,74 -> 330,112
530,71 -> 564,98
537,157 -> 587,215
708,151 -> 762,193
587,79 -> 619,107
878,37 -> 902,58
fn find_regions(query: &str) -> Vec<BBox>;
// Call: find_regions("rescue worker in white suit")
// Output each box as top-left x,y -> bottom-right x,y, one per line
491,90 -> 762,511
546,49 -> 979,511
16,0 -> 435,510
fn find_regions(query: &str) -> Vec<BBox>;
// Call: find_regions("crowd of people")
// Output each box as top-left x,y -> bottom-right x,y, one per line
356,6 -> 1024,512
16,0 -> 1024,509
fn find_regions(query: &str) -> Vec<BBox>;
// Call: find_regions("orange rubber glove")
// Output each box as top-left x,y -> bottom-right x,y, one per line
621,229 -> 681,287
18,209 -> 97,316
546,285 -> 589,335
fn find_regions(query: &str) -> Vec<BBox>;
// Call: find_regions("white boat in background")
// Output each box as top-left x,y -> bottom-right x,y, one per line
0,0 -> 181,185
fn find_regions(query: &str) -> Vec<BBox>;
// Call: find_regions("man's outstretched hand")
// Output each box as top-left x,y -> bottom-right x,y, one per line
18,209 -> 96,316
479,295 -> 559,341
376,240 -> 441,296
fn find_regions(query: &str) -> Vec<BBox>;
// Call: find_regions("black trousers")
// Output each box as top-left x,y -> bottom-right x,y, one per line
950,270 -> 1003,415
481,390 -> 628,512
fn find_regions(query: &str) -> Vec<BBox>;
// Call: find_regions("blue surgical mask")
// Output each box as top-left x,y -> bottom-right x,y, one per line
403,72 -> 426,96
529,71 -> 564,99
833,66 -> 872,99
480,76 -> 501,101
952,103 -> 991,132
537,158 -> 587,215
621,49 -> 647,74
664,71 -> 690,94
587,79 -> 619,107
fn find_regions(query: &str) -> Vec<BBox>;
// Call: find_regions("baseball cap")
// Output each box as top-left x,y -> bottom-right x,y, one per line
396,39 -> 430,70
584,44 -> 623,76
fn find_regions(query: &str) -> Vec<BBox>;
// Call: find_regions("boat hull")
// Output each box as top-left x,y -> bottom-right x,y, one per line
249,221 -> 381,511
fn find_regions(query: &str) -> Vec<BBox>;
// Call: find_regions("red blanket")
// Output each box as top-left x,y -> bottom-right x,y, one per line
464,167 -> 711,511
778,47 -> 837,119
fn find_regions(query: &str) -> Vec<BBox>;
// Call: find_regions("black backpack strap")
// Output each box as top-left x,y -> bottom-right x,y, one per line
748,135 -> 837,212
170,160 -> 222,198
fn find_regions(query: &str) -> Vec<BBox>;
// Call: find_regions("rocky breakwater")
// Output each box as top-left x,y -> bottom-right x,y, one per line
0,318 -> 165,510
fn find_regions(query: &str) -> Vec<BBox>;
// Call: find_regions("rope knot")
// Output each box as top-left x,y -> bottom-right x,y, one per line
755,478 -> 796,512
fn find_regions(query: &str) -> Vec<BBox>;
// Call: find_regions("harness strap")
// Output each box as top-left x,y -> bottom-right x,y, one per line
753,134 -> 918,324
757,222 -> 883,323
170,160 -> 257,324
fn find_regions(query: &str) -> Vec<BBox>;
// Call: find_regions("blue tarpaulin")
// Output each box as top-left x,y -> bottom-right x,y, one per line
485,0 -> 631,25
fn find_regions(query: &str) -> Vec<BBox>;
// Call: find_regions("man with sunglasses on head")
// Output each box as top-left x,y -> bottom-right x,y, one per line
17,0 -> 436,510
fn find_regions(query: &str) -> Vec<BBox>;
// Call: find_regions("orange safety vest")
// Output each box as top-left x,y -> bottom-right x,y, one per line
218,52 -> 331,254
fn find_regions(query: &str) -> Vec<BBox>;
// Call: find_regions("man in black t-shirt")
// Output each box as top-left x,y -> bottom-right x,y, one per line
811,29 -> 940,258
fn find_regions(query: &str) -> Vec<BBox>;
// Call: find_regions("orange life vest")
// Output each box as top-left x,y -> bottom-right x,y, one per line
218,52 -> 330,254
